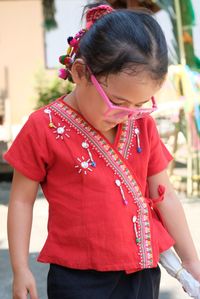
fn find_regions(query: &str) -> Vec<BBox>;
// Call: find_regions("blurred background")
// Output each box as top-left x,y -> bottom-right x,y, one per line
0,1 -> 200,298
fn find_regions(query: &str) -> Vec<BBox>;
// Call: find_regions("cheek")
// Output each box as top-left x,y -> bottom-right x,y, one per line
79,99 -> 103,126
85,94 -> 105,117
78,86 -> 107,126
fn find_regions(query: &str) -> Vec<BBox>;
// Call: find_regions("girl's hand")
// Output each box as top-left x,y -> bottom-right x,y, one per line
13,268 -> 38,299
182,260 -> 200,282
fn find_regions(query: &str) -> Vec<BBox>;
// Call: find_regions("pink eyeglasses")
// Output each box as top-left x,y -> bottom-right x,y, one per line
90,72 -> 157,120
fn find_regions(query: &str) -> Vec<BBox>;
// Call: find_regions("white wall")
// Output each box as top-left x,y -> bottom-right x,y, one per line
45,0 -> 88,68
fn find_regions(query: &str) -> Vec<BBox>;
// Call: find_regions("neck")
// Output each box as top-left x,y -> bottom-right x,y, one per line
63,90 -> 80,113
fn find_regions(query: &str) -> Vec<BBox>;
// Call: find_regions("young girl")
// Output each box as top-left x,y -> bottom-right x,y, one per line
5,2 -> 200,299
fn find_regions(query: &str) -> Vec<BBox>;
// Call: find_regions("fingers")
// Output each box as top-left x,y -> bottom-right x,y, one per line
13,283 -> 39,299
13,289 -> 28,299
29,283 -> 39,299
13,289 -> 39,299
12,269 -> 39,299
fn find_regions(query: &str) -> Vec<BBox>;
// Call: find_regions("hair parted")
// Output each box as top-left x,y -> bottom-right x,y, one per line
59,1 -> 168,84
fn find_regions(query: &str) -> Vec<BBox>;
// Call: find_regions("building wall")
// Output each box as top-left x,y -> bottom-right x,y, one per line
0,0 -> 87,141
0,0 -> 45,138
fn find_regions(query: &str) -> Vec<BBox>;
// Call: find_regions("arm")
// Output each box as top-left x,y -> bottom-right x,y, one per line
7,169 -> 39,299
148,169 -> 200,282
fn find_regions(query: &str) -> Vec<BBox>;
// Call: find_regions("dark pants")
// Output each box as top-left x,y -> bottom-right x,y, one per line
47,264 -> 161,299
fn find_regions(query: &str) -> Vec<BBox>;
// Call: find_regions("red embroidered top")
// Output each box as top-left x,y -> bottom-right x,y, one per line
4,96 -> 174,273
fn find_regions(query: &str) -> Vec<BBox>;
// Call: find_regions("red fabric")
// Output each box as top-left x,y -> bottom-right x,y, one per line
4,98 -> 174,273
126,116 -> 173,194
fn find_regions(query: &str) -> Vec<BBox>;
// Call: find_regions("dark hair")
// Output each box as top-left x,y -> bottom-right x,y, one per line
77,2 -> 168,84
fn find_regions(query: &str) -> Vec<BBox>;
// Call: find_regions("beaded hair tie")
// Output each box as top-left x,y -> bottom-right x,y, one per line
58,4 -> 114,80
58,29 -> 86,80
86,4 -> 114,29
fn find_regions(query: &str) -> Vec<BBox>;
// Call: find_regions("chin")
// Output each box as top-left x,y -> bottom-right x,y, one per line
110,124 -> 118,129
105,124 -> 118,132
96,121 -> 117,132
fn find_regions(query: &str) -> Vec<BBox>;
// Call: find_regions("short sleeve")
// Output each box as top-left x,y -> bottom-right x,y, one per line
147,118 -> 173,177
3,112 -> 49,182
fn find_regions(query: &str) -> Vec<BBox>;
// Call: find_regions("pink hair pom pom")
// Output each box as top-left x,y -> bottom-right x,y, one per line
58,68 -> 68,80
86,5 -> 114,29
69,38 -> 78,47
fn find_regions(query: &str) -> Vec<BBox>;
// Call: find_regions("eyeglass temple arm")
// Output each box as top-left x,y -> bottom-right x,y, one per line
88,66 -> 157,110
151,96 -> 157,109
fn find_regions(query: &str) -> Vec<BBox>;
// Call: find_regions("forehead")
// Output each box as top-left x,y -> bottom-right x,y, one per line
102,72 -> 161,101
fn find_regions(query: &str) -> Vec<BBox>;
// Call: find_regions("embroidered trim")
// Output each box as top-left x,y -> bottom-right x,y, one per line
117,121 -> 135,159
49,100 -> 153,268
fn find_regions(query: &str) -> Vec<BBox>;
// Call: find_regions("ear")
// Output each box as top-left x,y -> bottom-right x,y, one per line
70,58 -> 89,84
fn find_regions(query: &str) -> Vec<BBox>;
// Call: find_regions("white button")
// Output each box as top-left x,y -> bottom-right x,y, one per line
115,179 -> 121,187
81,161 -> 89,169
82,142 -> 89,149
44,108 -> 51,114
132,216 -> 137,223
57,127 -> 65,134
135,128 -> 139,134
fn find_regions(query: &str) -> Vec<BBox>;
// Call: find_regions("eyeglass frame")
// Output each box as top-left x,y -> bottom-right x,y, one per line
89,69 -> 158,120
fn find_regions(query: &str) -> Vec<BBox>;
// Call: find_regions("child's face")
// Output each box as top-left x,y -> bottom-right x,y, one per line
90,72 -> 157,121
75,70 -> 162,132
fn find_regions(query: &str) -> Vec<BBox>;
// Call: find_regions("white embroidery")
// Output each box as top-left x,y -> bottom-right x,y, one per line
81,141 -> 96,167
53,123 -> 70,140
115,179 -> 128,205
75,156 -> 93,175
44,108 -> 70,140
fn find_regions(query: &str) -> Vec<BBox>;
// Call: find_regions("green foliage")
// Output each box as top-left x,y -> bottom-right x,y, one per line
35,71 -> 74,109
42,0 -> 57,31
